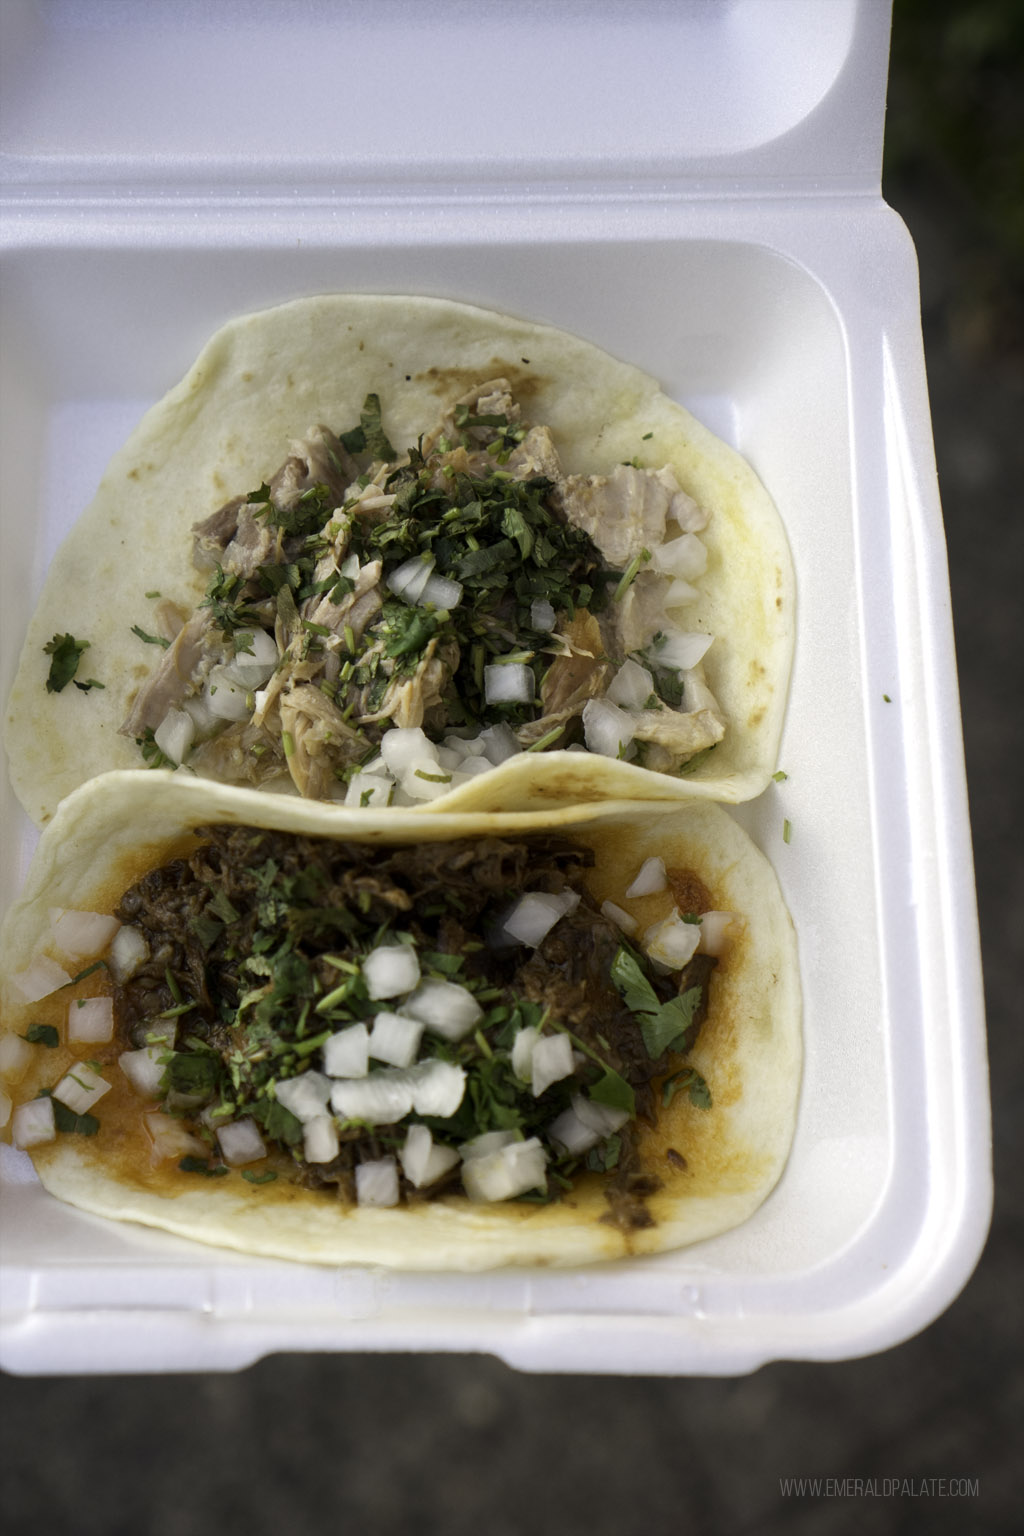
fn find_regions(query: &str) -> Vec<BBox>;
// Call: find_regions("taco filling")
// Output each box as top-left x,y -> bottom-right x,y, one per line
125,380 -> 726,804
5,826 -> 733,1229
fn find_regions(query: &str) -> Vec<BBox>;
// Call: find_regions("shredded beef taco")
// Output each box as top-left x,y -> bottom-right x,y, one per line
0,772 -> 800,1269
4,296 -> 793,826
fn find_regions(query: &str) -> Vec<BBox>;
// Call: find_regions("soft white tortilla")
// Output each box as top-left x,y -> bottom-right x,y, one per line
0,771 -> 801,1270
4,296 -> 794,825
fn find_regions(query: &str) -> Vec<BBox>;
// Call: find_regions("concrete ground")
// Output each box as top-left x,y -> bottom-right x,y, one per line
1,4 -> 1020,1531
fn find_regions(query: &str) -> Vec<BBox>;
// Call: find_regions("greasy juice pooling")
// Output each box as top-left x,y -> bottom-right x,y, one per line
3,829 -> 731,1228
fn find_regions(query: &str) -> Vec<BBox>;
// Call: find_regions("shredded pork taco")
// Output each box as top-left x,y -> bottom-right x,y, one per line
4,296 -> 793,825
0,772 -> 800,1269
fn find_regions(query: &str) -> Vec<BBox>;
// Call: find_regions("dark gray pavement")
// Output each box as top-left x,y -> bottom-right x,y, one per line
1,4 -> 1020,1531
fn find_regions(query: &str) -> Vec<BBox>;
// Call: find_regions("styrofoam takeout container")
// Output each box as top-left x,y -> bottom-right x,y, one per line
0,0 -> 990,1376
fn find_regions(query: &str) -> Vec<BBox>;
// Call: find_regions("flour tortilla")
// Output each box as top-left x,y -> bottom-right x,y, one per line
4,296 -> 794,826
0,770 -> 801,1270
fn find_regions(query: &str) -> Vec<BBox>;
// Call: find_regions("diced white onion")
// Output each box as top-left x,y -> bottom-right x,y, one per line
356,1155 -> 400,1207
118,1046 -> 166,1097
625,856 -> 668,898
483,663 -> 535,705
154,706 -> 195,766
224,628 -> 278,687
530,598 -> 557,630
109,924 -> 150,982
643,911 -> 702,969
664,578 -> 701,608
205,665 -> 252,721
182,690 -> 222,739
340,552 -> 361,579
420,572 -> 464,610
531,1032 -> 576,1098
401,761 -> 453,801
401,1123 -> 460,1188
475,723 -> 522,764
216,1118 -> 267,1166
573,1092 -> 631,1138
653,631 -> 713,672
697,911 -> 739,956
368,1011 -> 424,1068
601,900 -> 638,937
652,533 -> 708,580
460,1129 -> 520,1163
53,1063 -> 111,1115
461,1137 -> 547,1203
331,1072 -> 415,1125
363,943 -> 421,1001
322,1023 -> 370,1079
273,1070 -> 333,1123
402,979 -> 483,1041
387,555 -> 436,604
582,697 -> 636,758
304,1114 -> 340,1165
10,955 -> 72,1003
511,1025 -> 540,1083
408,1059 -> 466,1118
67,996 -> 114,1044
0,1031 -> 34,1082
607,658 -> 654,712
547,1104 -> 600,1156
500,891 -> 576,948
453,754 -> 492,778
380,726 -> 439,776
344,771 -> 394,808
49,908 -> 120,959
144,1110 -> 205,1164
12,1096 -> 56,1149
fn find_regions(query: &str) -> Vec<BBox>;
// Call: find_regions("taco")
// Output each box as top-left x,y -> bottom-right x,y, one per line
4,296 -> 793,827
0,771 -> 800,1270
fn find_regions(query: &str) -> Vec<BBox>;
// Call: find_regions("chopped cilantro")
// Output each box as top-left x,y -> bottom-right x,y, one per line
43,633 -> 91,693
130,624 -> 171,649
23,1024 -> 59,1048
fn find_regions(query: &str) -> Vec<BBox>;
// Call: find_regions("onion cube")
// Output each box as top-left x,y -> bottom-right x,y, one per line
401,762 -> 453,801
368,1011 -> 424,1068
652,630 -> 713,672
224,628 -> 278,687
356,1155 -> 400,1207
216,1118 -> 267,1166
387,555 -> 435,605
274,1071 -> 333,1123
420,572 -> 463,610
144,1111 -> 205,1164
606,659 -> 654,712
475,723 -> 521,764
582,697 -> 636,759
402,979 -> 483,1041
154,706 -> 195,766
547,1104 -> 600,1156
461,1138 -> 547,1203
109,925 -> 149,982
530,598 -> 557,631
484,662 -> 535,706
401,1124 -> 460,1188
501,891 -> 574,948
652,532 -> 708,580
363,943 -> 421,1001
49,908 -> 120,959
643,911 -> 702,969
664,578 -> 701,608
205,665 -> 253,721
344,772 -> 394,809
12,1096 -> 56,1149
460,1130 -> 519,1163
625,856 -> 668,898
380,726 -> 438,777
10,955 -> 72,1003
330,1072 -> 415,1125
53,1063 -> 111,1115
697,911 -> 738,956
601,900 -> 637,937
0,1031 -> 33,1082
511,1025 -> 541,1083
303,1114 -> 340,1165
531,1032 -> 576,1098
67,996 -> 114,1044
573,1093 -> 630,1138
408,1059 -> 466,1118
322,1023 -> 369,1078
119,1046 -> 166,1098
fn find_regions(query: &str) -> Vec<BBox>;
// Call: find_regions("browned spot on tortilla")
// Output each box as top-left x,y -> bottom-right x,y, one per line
748,707 -> 765,728
413,361 -> 551,407
127,468 -> 140,480
666,1148 -> 687,1170
666,868 -> 714,915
